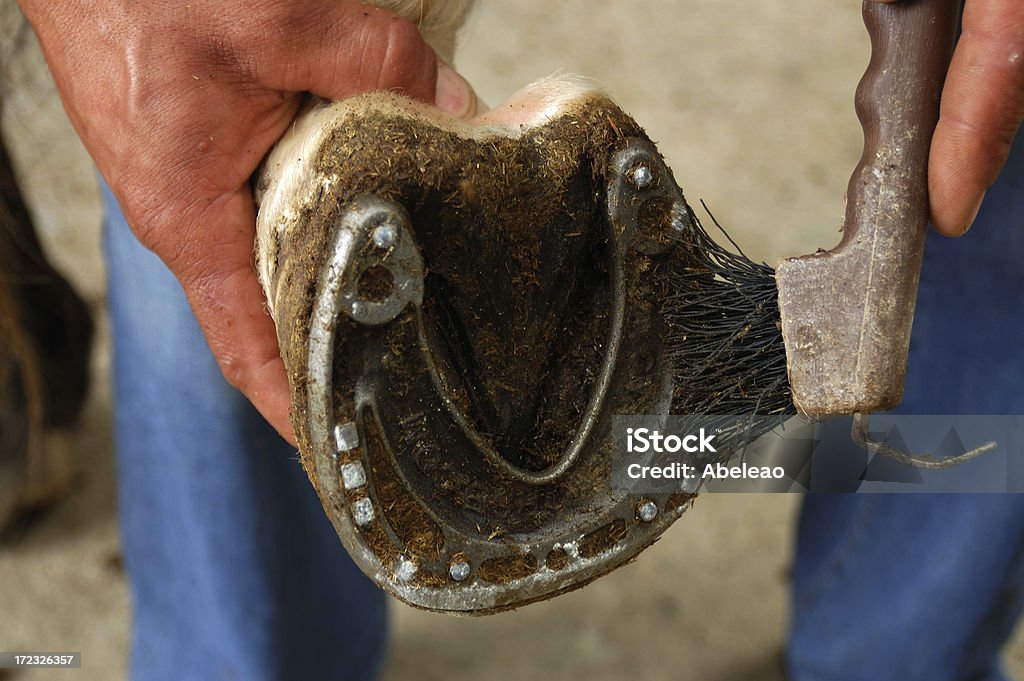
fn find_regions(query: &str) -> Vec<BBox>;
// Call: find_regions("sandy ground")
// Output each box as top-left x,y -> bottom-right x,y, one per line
1,1 -> 1022,680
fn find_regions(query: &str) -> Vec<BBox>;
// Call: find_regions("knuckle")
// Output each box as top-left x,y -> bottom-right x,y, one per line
221,0 -> 314,80
187,270 -> 253,387
357,15 -> 436,96
128,194 -> 204,271
219,353 -> 251,392
121,195 -> 181,260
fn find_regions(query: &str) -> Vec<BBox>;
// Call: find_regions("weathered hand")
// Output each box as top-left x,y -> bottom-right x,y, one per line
18,0 -> 477,443
872,0 -> 1024,235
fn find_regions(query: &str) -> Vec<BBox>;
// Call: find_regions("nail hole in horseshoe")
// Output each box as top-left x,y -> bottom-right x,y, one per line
357,265 -> 395,302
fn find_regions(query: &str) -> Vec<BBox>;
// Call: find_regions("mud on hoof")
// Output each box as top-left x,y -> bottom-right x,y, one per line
255,79 -> 710,613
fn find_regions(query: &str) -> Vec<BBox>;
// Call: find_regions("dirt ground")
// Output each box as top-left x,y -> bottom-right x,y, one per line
1,1 -> 1022,679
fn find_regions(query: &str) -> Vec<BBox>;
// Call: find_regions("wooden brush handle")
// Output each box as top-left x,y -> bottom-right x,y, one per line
776,0 -> 960,416
842,0 -> 959,258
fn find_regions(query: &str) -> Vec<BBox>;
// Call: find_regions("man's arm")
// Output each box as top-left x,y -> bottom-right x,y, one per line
17,0 -> 477,443
873,0 -> 1024,235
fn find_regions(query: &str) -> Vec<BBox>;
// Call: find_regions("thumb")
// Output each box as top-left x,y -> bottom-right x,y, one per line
250,1 -> 477,117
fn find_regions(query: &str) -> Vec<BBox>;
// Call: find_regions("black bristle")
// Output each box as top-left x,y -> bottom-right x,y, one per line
663,202 -> 794,446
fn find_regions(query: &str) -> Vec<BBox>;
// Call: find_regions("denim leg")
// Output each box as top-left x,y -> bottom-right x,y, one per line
791,495 -> 1024,681
788,137 -> 1024,681
102,184 -> 388,681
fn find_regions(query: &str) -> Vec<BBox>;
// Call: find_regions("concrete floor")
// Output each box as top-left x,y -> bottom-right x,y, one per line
1,1 -> 1022,679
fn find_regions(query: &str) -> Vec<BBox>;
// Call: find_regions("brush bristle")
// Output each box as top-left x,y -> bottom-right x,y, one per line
663,203 -> 794,443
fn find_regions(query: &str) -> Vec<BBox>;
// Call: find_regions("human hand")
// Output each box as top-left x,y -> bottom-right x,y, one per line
18,0 -> 478,444
871,0 -> 1024,235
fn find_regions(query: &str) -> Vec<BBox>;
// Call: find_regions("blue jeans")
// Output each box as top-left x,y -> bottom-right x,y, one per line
103,184 -> 387,681
787,137 -> 1024,680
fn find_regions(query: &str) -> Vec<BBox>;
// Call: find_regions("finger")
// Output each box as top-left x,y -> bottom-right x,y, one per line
154,186 -> 297,445
248,2 -> 477,117
929,0 -> 1024,235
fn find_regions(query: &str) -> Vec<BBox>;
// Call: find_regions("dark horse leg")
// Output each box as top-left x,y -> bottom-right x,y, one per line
0,111 -> 94,532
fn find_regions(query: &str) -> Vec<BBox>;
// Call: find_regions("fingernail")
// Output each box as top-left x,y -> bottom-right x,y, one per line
435,62 -> 477,118
961,191 -> 986,235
